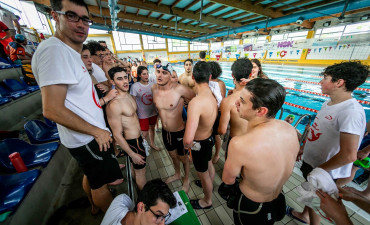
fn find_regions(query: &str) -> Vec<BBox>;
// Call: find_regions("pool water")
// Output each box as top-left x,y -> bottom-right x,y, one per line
150,62 -> 370,134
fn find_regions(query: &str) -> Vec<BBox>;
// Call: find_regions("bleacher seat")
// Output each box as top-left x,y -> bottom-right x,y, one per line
0,170 -> 40,214
3,79 -> 39,93
0,85 -> 28,100
19,77 -> 39,92
0,138 -> 59,172
24,120 -> 59,144
0,97 -> 11,106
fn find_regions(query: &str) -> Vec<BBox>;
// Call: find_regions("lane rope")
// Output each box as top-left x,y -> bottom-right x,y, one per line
284,101 -> 318,113
284,78 -> 370,92
284,87 -> 370,105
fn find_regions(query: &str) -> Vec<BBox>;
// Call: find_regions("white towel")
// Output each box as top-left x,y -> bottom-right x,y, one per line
209,81 -> 222,108
296,167 -> 339,208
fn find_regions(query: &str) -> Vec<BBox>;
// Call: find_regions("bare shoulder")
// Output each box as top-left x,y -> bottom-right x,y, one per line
229,135 -> 251,154
106,98 -> 121,112
151,83 -> 158,92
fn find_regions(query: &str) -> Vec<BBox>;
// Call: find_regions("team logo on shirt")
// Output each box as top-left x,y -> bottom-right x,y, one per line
141,92 -> 153,105
325,115 -> 333,120
82,66 -> 87,72
307,121 -> 322,142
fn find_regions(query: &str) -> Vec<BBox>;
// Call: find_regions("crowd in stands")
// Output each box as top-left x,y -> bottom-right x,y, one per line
1,1 -> 369,225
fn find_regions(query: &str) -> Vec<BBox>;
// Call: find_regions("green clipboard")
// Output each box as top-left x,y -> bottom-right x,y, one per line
169,190 -> 201,225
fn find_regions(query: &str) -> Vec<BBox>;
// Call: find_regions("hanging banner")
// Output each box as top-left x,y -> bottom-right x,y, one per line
296,50 -> 300,55
235,54 -> 240,60
324,47 -> 327,51
329,47 -> 332,51
253,53 -> 257,58
290,50 -> 293,55
216,54 -> 221,61
269,52 -> 273,58
319,48 -> 322,53
280,50 -> 287,57
307,49 -> 311,54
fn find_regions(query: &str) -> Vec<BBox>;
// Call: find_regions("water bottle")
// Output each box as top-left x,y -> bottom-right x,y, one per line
142,139 -> 150,156
9,152 -> 28,173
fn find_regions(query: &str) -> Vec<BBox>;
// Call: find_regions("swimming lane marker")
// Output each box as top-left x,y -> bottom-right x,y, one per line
284,78 -> 370,92
284,87 -> 370,105
284,102 -> 318,113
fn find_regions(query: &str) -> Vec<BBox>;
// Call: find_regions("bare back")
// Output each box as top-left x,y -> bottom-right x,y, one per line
220,90 -> 248,137
191,90 -> 218,140
152,83 -> 186,132
234,120 -> 299,202
109,96 -> 141,139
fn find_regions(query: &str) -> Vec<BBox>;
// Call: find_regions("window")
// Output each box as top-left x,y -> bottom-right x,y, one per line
344,21 -> 370,35
168,39 -> 188,52
210,42 -> 221,50
223,39 -> 240,46
142,35 -> 166,49
88,28 -> 109,34
286,31 -> 308,41
315,26 -> 345,39
257,36 -> 267,43
112,31 -> 141,51
190,41 -> 208,51
271,34 -> 286,41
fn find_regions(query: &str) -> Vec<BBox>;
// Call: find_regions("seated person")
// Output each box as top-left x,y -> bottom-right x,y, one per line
101,179 -> 177,225
7,34 -> 31,65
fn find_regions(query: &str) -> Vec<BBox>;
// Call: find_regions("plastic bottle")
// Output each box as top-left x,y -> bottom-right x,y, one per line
9,152 -> 28,173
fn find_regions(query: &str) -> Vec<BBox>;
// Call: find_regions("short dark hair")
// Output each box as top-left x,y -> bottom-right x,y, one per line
108,66 -> 127,80
153,59 -> 161,64
199,51 -> 206,59
86,40 -> 105,56
137,66 -> 148,81
184,58 -> 193,65
51,0 -> 89,12
231,58 -> 253,82
193,61 -> 211,84
134,179 -> 176,212
82,44 -> 89,52
322,61 -> 369,92
208,61 -> 222,79
245,78 -> 286,119
98,40 -> 106,44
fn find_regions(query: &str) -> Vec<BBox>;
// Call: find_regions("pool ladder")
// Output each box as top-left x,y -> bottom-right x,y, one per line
293,114 -> 312,145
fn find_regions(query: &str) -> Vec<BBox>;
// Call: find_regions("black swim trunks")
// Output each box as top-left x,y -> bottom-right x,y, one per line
67,139 -> 123,190
191,136 -> 215,173
212,111 -> 221,137
126,136 -> 146,170
162,128 -> 188,156
233,186 -> 286,225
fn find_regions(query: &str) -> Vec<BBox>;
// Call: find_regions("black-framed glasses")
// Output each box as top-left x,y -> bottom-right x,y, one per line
149,208 -> 171,223
56,10 -> 93,26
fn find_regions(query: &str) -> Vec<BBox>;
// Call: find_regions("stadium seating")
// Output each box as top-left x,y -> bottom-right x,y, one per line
24,120 -> 59,144
0,170 -> 41,214
0,85 -> 28,100
0,138 -> 59,172
3,79 -> 39,93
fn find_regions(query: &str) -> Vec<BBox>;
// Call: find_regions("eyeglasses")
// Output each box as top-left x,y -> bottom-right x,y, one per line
149,208 -> 171,223
56,11 -> 93,26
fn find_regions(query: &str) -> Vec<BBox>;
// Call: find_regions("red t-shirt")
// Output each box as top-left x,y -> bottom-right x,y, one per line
0,21 -> 9,32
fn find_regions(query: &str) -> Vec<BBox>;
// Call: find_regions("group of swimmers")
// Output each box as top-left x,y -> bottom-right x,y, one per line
32,1 -> 369,224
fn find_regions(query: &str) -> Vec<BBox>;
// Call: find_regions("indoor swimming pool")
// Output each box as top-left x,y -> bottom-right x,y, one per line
164,62 -> 370,134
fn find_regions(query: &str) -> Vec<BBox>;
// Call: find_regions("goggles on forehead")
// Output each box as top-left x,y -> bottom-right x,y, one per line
156,62 -> 174,74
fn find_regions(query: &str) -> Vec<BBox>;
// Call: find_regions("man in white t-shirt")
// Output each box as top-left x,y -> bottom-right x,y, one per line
31,0 -> 123,214
130,65 -> 159,151
290,61 -> 368,225
101,179 -> 176,225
